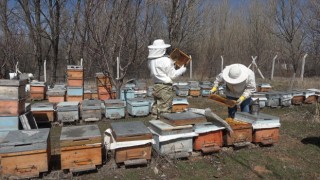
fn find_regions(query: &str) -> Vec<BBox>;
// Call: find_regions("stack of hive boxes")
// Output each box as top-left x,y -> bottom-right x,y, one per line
0,79 -> 27,135
30,81 -> 47,100
95,72 -> 112,100
66,65 -> 84,103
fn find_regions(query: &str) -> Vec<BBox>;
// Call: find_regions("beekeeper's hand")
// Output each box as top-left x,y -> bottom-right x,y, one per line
236,96 -> 246,105
176,65 -> 187,76
209,86 -> 218,94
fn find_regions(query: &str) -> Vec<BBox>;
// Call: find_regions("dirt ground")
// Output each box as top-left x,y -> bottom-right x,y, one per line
30,94 -> 320,180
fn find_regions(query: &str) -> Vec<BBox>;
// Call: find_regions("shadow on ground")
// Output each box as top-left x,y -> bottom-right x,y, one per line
301,136 -> 320,148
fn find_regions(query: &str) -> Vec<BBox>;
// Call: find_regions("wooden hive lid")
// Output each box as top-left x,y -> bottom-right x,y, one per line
161,111 -> 207,126
111,121 -> 152,142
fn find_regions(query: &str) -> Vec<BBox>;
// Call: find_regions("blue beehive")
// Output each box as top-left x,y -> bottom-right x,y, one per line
120,88 -> 135,101
126,98 -> 149,117
67,87 -> 83,96
175,85 -> 189,97
104,99 -> 126,119
200,85 -> 211,97
0,116 -> 19,132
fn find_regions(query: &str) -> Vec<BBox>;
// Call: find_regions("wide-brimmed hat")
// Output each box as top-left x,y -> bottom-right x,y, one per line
222,64 -> 248,84
148,39 -> 171,49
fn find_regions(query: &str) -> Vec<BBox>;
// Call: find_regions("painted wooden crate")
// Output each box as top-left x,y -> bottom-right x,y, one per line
0,116 -> 19,131
111,121 -> 152,164
57,102 -> 79,123
279,92 -> 293,107
235,112 -> 280,145
265,92 -> 280,108
303,90 -> 317,104
67,78 -> 84,87
175,85 -> 189,97
224,118 -> 253,147
148,120 -> 193,159
172,98 -> 189,113
104,99 -> 126,119
200,85 -> 211,97
82,99 -> 102,121
46,89 -> 66,103
189,86 -> 201,97
120,88 -> 135,101
30,81 -> 47,100
0,79 -> 27,100
193,122 -> 224,153
60,125 -> 102,172
126,98 -> 149,117
161,111 -> 207,126
291,90 -> 305,105
95,72 -> 111,87
0,98 -> 26,116
257,83 -> 272,92
0,128 -> 50,179
31,102 -> 55,123
67,65 -> 83,79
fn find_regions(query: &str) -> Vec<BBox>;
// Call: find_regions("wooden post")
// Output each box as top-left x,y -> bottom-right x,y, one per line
271,55 -> 277,80
190,55 -> 192,79
300,53 -> 308,81
80,58 -> 83,66
117,57 -> 120,80
220,56 -> 224,72
44,60 -> 47,82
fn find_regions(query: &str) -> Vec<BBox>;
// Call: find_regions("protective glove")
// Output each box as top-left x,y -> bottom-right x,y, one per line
209,86 -> 218,94
176,65 -> 187,76
236,96 -> 246,105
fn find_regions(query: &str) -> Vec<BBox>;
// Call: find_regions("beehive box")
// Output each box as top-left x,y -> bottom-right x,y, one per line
30,81 -> 47,100
57,102 -> 79,123
46,89 -> 66,103
126,98 -> 149,117
67,78 -> 84,87
0,79 -> 27,100
303,90 -> 317,104
172,98 -> 189,113
95,72 -> 111,87
60,125 -> 102,172
224,118 -> 252,147
257,83 -> 272,92
0,116 -> 19,131
193,122 -> 224,153
279,92 -> 293,107
82,99 -> 101,121
175,85 -> 189,97
200,85 -> 211,97
111,121 -> 152,164
189,86 -> 201,97
67,65 -> 83,79
148,120 -> 193,159
291,90 -> 305,105
0,129 -> 50,179
31,102 -> 55,123
83,90 -> 92,99
92,90 -> 98,99
120,87 -> 135,101
252,92 -> 267,108
265,92 -> 280,108
104,99 -> 126,119
235,112 -> 280,145
0,98 -> 26,116
161,111 -> 207,126
67,87 -> 83,102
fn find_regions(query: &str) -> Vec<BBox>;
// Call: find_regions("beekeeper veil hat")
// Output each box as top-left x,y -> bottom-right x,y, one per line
222,64 -> 248,84
148,39 -> 171,58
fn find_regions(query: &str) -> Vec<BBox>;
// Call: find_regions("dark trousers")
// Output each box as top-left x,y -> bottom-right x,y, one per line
227,96 -> 252,118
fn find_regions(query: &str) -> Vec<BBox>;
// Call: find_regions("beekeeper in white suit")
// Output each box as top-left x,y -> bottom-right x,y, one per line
210,63 -> 256,118
148,39 -> 187,118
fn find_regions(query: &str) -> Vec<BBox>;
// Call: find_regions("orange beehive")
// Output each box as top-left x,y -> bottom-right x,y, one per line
67,95 -> 83,103
224,118 -> 252,146
67,65 -> 83,79
0,99 -> 25,116
253,128 -> 279,145
67,78 -> 84,87
193,122 -> 224,153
